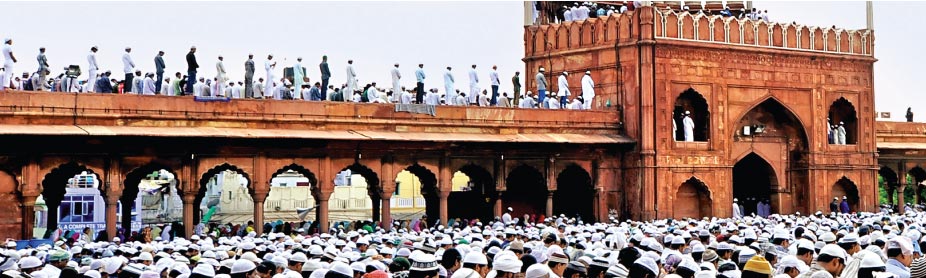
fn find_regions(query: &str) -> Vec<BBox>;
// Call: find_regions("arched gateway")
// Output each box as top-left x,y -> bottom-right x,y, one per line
732,98 -> 809,215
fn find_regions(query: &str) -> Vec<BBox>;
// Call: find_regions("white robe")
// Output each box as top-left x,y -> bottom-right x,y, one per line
400,91 -> 413,104
581,74 -> 595,109
293,62 -> 304,97
346,64 -> 358,99
87,52 -> 99,92
468,68 -> 479,104
142,77 -> 156,95
264,60 -> 275,98
733,203 -> 743,218
232,85 -> 242,99
454,95 -> 467,106
391,67 -> 402,96
557,75 -> 570,97
683,115 -> 695,142
193,82 -> 205,97
444,69 -> 455,104
216,60 -> 227,94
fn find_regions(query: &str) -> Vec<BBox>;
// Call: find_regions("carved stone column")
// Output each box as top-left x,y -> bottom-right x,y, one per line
182,194 -> 196,238
21,195 -> 37,240
546,191 -> 555,217
104,195 -> 119,241
253,190 -> 269,235
380,192 -> 393,231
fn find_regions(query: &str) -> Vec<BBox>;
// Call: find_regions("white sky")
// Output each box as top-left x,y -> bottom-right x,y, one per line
0,1 -> 922,120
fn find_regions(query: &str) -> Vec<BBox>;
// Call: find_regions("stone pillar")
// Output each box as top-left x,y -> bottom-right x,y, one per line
439,153 -> 452,226
21,195 -> 37,240
545,156 -> 556,217
182,194 -> 196,238
253,190 -> 269,235
439,191 -> 450,226
546,191 -> 554,217
897,186 -> 906,214
317,191 -> 332,233
495,192 -> 504,218
104,195 -> 119,241
381,192 -> 393,231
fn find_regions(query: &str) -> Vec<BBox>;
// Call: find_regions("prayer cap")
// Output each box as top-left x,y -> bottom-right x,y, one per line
410,254 -> 439,272
526,264 -> 552,278
2,37 -> 9,43
18,257 -> 42,269
819,244 -> 847,260
742,256 -> 772,275
463,251 -> 487,265
231,259 -> 256,274
633,257 -> 658,276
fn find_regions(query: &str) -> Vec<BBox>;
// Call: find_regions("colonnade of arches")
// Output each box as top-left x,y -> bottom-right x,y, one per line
878,165 -> 926,212
10,157 -> 599,240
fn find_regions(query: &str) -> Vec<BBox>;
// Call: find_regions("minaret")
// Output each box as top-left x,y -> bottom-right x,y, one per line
866,1 -> 874,30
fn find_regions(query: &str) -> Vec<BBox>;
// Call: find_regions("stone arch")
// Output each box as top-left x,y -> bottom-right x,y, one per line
337,162 -> 381,196
449,164 -> 496,222
832,177 -> 860,212
734,96 -> 810,145
270,163 -> 319,192
733,153 -> 779,216
828,97 -> 858,145
122,162 -> 180,233
504,164 -> 547,218
40,161 -> 100,238
400,164 -> 437,223
673,88 -> 710,142
907,167 -> 926,205
194,163 -> 251,225
674,177 -> 712,219
534,26 -> 547,53
603,15 -> 618,42
553,164 -> 594,222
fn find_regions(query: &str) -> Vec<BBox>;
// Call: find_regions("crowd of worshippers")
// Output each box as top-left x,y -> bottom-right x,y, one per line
0,38 -> 599,110
7,206 -> 926,278
544,1 -> 771,24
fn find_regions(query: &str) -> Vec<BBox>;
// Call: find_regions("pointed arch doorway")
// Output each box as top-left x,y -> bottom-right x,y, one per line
732,97 -> 809,215
733,153 -> 778,216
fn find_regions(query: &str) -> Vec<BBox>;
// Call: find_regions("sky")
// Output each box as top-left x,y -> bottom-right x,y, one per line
0,1 -> 922,120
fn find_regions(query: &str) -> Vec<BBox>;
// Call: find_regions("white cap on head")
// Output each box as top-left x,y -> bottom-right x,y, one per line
231,259 -> 256,274
2,37 -> 10,43
819,244 -> 847,260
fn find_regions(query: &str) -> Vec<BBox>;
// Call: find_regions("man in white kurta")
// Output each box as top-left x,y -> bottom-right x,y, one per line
216,56 -> 227,96
1,38 -> 15,90
444,67 -> 455,105
391,64 -> 402,97
733,199 -> 743,218
581,71 -> 595,109
142,73 -> 156,95
264,55 -> 275,99
468,65 -> 479,105
87,46 -> 99,92
345,60 -> 357,101
293,57 -> 305,99
836,122 -> 847,145
193,77 -> 205,97
683,111 -> 695,142
122,47 -> 135,93
557,72 -> 570,109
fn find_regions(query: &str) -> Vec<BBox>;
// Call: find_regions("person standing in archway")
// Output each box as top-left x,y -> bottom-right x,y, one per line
502,207 -> 513,225
836,122 -> 847,145
683,111 -> 695,142
840,196 -> 850,213
830,197 -> 839,213
732,198 -> 743,218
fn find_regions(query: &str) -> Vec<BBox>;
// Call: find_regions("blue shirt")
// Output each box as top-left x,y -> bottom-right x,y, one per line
415,68 -> 425,83
887,258 -> 911,278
